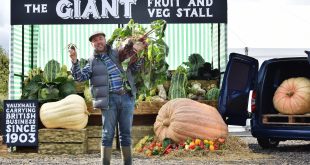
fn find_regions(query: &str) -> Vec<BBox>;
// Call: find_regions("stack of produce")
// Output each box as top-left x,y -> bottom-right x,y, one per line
183,53 -> 220,80
187,81 -> 206,100
134,135 -> 225,156
205,84 -> 220,101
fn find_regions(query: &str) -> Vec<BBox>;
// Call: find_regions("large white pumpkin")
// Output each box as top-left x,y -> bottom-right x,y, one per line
40,94 -> 89,129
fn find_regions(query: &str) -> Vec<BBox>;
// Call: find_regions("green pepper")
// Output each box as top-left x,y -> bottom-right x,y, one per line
152,149 -> 159,155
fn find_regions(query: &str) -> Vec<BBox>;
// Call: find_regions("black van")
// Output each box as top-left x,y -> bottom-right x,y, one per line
219,53 -> 310,149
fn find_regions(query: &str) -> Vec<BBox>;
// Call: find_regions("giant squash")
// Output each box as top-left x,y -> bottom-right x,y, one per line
273,77 -> 310,115
154,98 -> 228,143
40,94 -> 89,130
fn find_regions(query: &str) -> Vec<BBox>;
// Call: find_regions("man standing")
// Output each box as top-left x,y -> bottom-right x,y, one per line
70,32 -> 144,165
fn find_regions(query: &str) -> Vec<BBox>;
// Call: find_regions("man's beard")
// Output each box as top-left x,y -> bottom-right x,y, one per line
95,44 -> 106,53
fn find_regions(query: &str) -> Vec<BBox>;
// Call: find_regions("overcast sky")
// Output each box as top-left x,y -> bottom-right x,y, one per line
0,0 -> 310,52
0,0 -> 10,52
228,0 -> 310,48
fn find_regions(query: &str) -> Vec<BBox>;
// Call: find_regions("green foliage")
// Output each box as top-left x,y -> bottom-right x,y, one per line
59,80 -> 76,98
150,19 -> 167,39
39,85 -> 59,100
21,60 -> 76,103
44,60 -> 61,83
205,88 -> 220,100
21,74 -> 44,100
55,65 -> 69,83
83,85 -> 92,104
0,46 -> 9,98
79,58 -> 88,68
183,53 -> 205,79
162,138 -> 172,149
107,19 -> 169,98
78,58 -> 90,87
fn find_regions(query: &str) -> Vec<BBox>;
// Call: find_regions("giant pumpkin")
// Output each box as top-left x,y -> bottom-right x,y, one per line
154,98 -> 228,143
40,94 -> 89,130
273,77 -> 310,115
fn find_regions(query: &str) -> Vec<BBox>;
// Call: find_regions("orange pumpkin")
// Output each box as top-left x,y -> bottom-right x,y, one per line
273,77 -> 310,115
154,98 -> 228,143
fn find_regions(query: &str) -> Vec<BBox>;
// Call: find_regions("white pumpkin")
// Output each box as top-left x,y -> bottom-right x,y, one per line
40,94 -> 89,130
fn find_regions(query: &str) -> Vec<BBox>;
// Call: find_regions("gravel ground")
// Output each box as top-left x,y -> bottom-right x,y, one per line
0,136 -> 309,165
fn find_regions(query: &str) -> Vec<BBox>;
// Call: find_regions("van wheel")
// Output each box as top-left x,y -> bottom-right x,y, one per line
257,138 -> 279,149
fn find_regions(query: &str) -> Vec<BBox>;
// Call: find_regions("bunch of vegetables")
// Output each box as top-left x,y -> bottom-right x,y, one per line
137,84 -> 167,102
183,53 -> 220,80
107,19 -> 169,100
21,59 -> 76,103
134,136 -> 226,156
187,81 -> 206,100
205,85 -> 220,101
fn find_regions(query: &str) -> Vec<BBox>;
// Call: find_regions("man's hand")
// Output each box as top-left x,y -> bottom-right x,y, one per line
133,41 -> 147,54
69,48 -> 78,63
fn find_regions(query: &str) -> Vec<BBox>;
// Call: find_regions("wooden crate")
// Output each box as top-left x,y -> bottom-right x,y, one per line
87,104 -> 101,114
86,126 -> 118,153
164,79 -> 219,91
87,126 -> 102,153
86,126 -> 154,152
39,129 -> 87,154
87,138 -> 102,153
134,101 -> 168,115
188,80 -> 219,89
0,136 -> 8,154
134,100 -> 218,115
132,126 -> 155,147
262,114 -> 310,125
198,100 -> 218,109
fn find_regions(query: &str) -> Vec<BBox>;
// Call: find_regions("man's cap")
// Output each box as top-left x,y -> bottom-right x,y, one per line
89,31 -> 106,42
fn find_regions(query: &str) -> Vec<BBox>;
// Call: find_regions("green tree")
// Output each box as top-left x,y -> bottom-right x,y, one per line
0,46 -> 9,99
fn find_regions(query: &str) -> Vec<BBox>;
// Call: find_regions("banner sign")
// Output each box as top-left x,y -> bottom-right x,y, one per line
2,100 -> 38,147
11,0 -> 227,25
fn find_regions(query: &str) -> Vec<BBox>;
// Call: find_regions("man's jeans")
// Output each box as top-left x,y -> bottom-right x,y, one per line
102,93 -> 135,147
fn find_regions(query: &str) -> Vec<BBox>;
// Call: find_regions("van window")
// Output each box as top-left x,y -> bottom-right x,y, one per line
227,62 -> 250,90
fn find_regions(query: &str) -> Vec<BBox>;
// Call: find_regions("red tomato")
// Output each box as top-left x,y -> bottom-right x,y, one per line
218,138 -> 225,144
156,142 -> 162,147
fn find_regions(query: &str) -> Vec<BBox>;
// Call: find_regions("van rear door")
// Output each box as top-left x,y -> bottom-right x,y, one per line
218,53 -> 258,126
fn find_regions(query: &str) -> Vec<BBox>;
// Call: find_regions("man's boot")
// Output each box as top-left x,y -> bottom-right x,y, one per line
121,146 -> 132,165
101,146 -> 112,165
